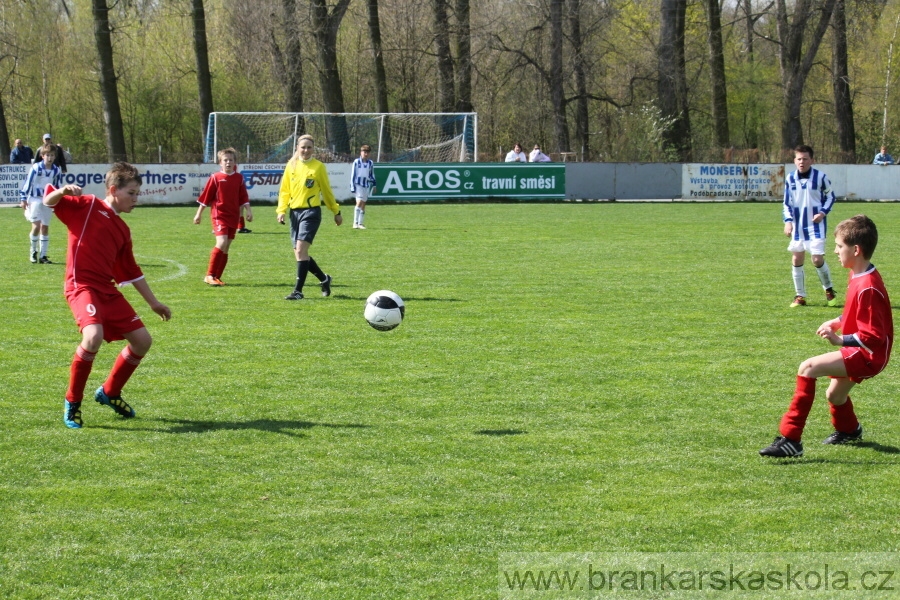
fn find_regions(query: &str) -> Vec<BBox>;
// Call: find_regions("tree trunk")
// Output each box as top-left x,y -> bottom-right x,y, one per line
549,0 -> 569,153
367,0 -> 390,114
703,0 -> 729,149
658,0 -> 691,161
432,0 -> 456,115
191,0 -> 214,142
92,0 -> 127,161
832,0 -> 855,162
0,95 -> 10,163
775,0 -> 836,154
568,0 -> 589,159
310,0 -> 351,154
281,0 -> 304,114
454,0 -> 472,113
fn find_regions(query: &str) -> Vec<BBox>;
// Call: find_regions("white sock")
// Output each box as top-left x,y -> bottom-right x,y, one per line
792,265 -> 806,297
816,263 -> 833,291
40,235 -> 49,258
358,209 -> 365,226
354,206 -> 361,225
30,234 -> 39,254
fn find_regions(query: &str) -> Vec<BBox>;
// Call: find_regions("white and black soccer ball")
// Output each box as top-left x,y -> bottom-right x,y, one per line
364,290 -> 405,331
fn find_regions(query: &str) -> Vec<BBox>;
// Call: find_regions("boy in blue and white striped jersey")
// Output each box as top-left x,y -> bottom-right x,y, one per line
350,145 -> 377,229
20,146 -> 62,263
783,145 -> 838,308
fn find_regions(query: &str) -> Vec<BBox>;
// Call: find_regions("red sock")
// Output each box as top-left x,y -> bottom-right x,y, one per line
207,247 -> 222,277
829,397 -> 859,433
779,375 -> 817,442
239,216 -> 246,229
67,346 -> 97,403
215,251 -> 229,279
103,346 -> 144,397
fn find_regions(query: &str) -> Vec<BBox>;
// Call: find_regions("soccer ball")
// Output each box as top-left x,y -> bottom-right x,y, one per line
364,290 -> 405,331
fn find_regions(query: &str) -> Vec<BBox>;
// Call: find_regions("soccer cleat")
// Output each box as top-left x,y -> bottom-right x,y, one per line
204,275 -> 222,287
321,274 -> 332,297
825,288 -> 838,307
63,400 -> 83,429
352,224 -> 359,229
285,290 -> 304,300
759,436 -> 804,457
94,386 -> 135,418
39,256 -> 52,264
357,224 -> 366,230
238,227 -> 252,233
822,424 -> 863,445
30,251 -> 38,264
790,295 -> 807,308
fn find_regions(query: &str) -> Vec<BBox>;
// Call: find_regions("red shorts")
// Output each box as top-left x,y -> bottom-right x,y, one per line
840,346 -> 886,383
67,288 -> 145,342
212,221 -> 237,239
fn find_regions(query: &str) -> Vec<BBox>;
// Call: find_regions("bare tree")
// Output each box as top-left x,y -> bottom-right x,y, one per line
281,0 -> 305,113
191,0 -> 214,141
367,0 -> 390,114
310,0 -> 351,153
454,0 -> 472,112
831,0 -> 854,162
703,0 -> 729,150
432,0 -> 456,113
658,0 -> 691,160
568,0 -> 589,158
92,0 -> 127,161
774,0 -> 836,153
549,0 -> 569,153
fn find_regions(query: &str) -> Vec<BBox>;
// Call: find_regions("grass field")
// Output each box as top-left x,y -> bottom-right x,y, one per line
2,201 -> 900,599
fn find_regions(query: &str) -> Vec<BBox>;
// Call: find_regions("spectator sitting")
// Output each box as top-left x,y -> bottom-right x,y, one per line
529,145 -> 551,163
34,133 -> 68,173
10,139 -> 34,164
873,146 -> 894,165
505,143 -> 527,163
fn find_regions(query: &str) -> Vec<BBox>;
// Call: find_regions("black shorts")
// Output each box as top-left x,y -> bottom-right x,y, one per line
289,206 -> 322,244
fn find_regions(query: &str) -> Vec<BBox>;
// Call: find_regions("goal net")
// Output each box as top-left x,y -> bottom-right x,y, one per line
205,112 -> 478,164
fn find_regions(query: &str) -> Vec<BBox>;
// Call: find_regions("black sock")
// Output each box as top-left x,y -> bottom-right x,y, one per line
308,257 -> 326,282
295,260 -> 309,292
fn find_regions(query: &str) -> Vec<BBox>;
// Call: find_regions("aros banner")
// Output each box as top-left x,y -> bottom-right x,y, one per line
373,163 -> 566,201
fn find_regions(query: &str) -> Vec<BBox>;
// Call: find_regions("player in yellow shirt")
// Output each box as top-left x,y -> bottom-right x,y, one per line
276,134 -> 343,300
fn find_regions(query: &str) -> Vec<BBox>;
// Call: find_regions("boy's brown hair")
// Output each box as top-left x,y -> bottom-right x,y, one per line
105,162 -> 142,191
40,143 -> 57,158
217,147 -> 238,162
794,144 -> 814,158
360,144 -> 371,153
835,214 -> 878,260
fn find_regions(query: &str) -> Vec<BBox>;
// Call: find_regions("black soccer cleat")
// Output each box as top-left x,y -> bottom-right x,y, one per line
285,290 -> 304,300
822,424 -> 863,445
320,274 -> 332,297
759,436 -> 803,458
39,256 -> 52,264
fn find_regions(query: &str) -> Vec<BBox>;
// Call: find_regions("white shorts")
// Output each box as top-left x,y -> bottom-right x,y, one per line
354,188 -> 371,202
787,238 -> 826,256
24,201 -> 52,225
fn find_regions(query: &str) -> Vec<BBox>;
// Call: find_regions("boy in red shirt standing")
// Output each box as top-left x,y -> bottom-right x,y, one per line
44,162 -> 172,429
194,148 -> 252,286
760,215 -> 893,457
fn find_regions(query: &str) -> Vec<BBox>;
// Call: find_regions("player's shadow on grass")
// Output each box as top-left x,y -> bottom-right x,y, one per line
155,418 -> 370,438
334,294 -> 463,302
476,429 -> 527,436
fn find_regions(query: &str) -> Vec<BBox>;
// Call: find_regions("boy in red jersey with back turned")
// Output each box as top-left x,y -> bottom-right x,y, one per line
760,215 -> 893,457
44,162 -> 172,429
194,148 -> 252,286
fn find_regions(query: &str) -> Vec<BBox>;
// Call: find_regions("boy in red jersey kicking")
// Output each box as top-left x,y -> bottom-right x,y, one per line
194,148 -> 252,286
760,215 -> 893,457
44,163 -> 172,429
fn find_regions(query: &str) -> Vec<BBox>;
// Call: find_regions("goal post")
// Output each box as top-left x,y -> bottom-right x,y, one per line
205,112 -> 478,164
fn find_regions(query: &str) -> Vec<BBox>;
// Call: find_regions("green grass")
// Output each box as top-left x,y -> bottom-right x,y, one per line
2,202 -> 900,599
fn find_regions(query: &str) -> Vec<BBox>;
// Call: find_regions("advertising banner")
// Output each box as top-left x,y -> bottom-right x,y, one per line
682,164 -> 784,200
0,163 -> 354,205
373,163 -> 566,201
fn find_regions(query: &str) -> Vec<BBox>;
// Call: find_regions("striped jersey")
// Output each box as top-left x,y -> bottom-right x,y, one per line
21,162 -> 62,203
350,158 -> 376,193
782,168 -> 836,242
